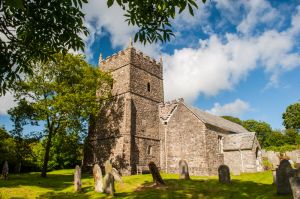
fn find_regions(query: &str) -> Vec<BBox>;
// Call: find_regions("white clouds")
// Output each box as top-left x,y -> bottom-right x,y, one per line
163,28 -> 300,102
0,93 -> 16,115
236,0 -> 280,34
82,0 -> 162,60
206,99 -> 250,117
81,0 -> 300,105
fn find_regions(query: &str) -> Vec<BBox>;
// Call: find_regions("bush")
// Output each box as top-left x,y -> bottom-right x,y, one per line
262,157 -> 273,170
264,144 -> 299,152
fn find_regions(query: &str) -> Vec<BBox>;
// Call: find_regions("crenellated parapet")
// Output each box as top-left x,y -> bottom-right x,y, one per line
98,45 -> 163,79
131,49 -> 163,79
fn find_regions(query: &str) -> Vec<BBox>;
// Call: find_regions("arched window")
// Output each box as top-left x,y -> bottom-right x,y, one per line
147,82 -> 151,92
147,146 -> 152,155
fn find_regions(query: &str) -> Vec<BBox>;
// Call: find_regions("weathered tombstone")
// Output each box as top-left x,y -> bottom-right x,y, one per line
148,161 -> 164,185
2,161 -> 8,180
93,164 -> 103,192
104,160 -> 113,174
218,165 -> 230,184
74,165 -> 81,192
103,173 -> 115,196
289,177 -> 300,199
276,159 -> 293,194
179,160 -> 190,180
112,168 -> 123,183
103,160 -> 115,196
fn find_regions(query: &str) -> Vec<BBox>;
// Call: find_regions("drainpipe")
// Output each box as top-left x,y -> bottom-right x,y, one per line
165,125 -> 168,173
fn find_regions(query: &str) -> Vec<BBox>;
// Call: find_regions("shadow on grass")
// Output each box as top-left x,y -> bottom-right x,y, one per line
0,172 -> 91,192
115,178 -> 292,199
2,173 -> 293,199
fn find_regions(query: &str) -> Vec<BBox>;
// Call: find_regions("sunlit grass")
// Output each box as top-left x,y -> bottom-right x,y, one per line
0,169 -> 292,199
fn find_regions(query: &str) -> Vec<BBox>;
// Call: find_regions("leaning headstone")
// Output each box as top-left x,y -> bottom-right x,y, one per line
276,159 -> 293,194
112,168 -> 123,183
148,161 -> 164,185
93,164 -> 103,193
74,165 -> 81,192
102,160 -> 115,196
179,160 -> 190,180
105,160 -> 113,174
2,161 -> 8,180
218,165 -> 230,184
289,177 -> 300,199
103,173 -> 115,196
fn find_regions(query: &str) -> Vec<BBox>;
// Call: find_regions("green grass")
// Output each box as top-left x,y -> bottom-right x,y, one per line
0,169 -> 292,199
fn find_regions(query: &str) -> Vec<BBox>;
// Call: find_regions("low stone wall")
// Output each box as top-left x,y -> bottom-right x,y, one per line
262,149 -> 300,168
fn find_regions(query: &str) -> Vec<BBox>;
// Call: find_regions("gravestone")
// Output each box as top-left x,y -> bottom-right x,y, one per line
179,160 -> 190,180
289,177 -> 300,199
102,160 -> 115,195
2,161 -> 8,180
218,165 -> 230,184
148,162 -> 164,185
112,168 -> 123,183
103,173 -> 115,196
276,159 -> 293,194
74,165 -> 81,192
105,160 -> 112,174
93,164 -> 103,192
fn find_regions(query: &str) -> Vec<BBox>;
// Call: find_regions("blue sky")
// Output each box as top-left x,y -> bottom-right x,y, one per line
1,0 -> 300,132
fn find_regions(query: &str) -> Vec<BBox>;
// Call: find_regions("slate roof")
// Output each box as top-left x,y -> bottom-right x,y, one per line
188,106 -> 249,134
159,100 -> 249,134
223,132 -> 256,150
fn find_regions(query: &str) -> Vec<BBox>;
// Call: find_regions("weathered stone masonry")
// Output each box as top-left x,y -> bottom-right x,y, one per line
83,44 -> 263,176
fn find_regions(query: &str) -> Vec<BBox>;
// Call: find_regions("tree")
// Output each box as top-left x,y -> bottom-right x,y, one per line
1,0 -> 88,95
8,53 -> 112,177
284,128 -> 298,145
0,126 -> 17,167
242,119 -> 272,148
221,116 -> 243,125
1,0 -> 204,94
282,102 -> 300,131
264,130 -> 285,147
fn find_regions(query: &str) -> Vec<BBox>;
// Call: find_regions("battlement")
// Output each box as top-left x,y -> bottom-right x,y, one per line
99,46 -> 163,79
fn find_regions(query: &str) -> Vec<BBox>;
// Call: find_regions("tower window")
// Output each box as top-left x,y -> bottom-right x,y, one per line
147,146 -> 152,155
147,82 -> 151,92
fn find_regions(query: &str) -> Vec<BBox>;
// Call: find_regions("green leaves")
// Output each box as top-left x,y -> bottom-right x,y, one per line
107,0 -> 114,7
0,0 -> 89,95
119,0 -> 204,45
282,102 -> 300,131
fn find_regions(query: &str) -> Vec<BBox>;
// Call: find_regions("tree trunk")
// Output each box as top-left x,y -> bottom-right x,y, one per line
41,131 -> 53,177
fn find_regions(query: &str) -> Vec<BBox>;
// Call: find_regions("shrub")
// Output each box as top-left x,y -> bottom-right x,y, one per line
262,157 -> 273,170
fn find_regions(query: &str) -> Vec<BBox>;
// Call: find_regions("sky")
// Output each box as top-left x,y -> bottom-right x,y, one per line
1,0 -> 300,132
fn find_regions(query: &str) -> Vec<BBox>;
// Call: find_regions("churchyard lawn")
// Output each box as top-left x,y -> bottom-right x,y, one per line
0,169 -> 292,199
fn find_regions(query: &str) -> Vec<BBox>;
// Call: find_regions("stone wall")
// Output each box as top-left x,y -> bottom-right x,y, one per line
161,103 -> 209,176
130,94 -> 161,173
224,138 -> 262,175
224,150 -> 242,175
262,149 -> 300,168
205,124 -> 225,175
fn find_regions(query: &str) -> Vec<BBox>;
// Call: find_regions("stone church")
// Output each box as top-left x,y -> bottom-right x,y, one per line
83,43 -> 263,176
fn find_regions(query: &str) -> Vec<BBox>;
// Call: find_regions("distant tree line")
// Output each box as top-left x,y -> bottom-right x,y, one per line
222,102 -> 300,152
0,126 -> 82,173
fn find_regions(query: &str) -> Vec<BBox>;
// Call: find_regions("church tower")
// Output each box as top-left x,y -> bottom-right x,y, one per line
83,42 -> 164,175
